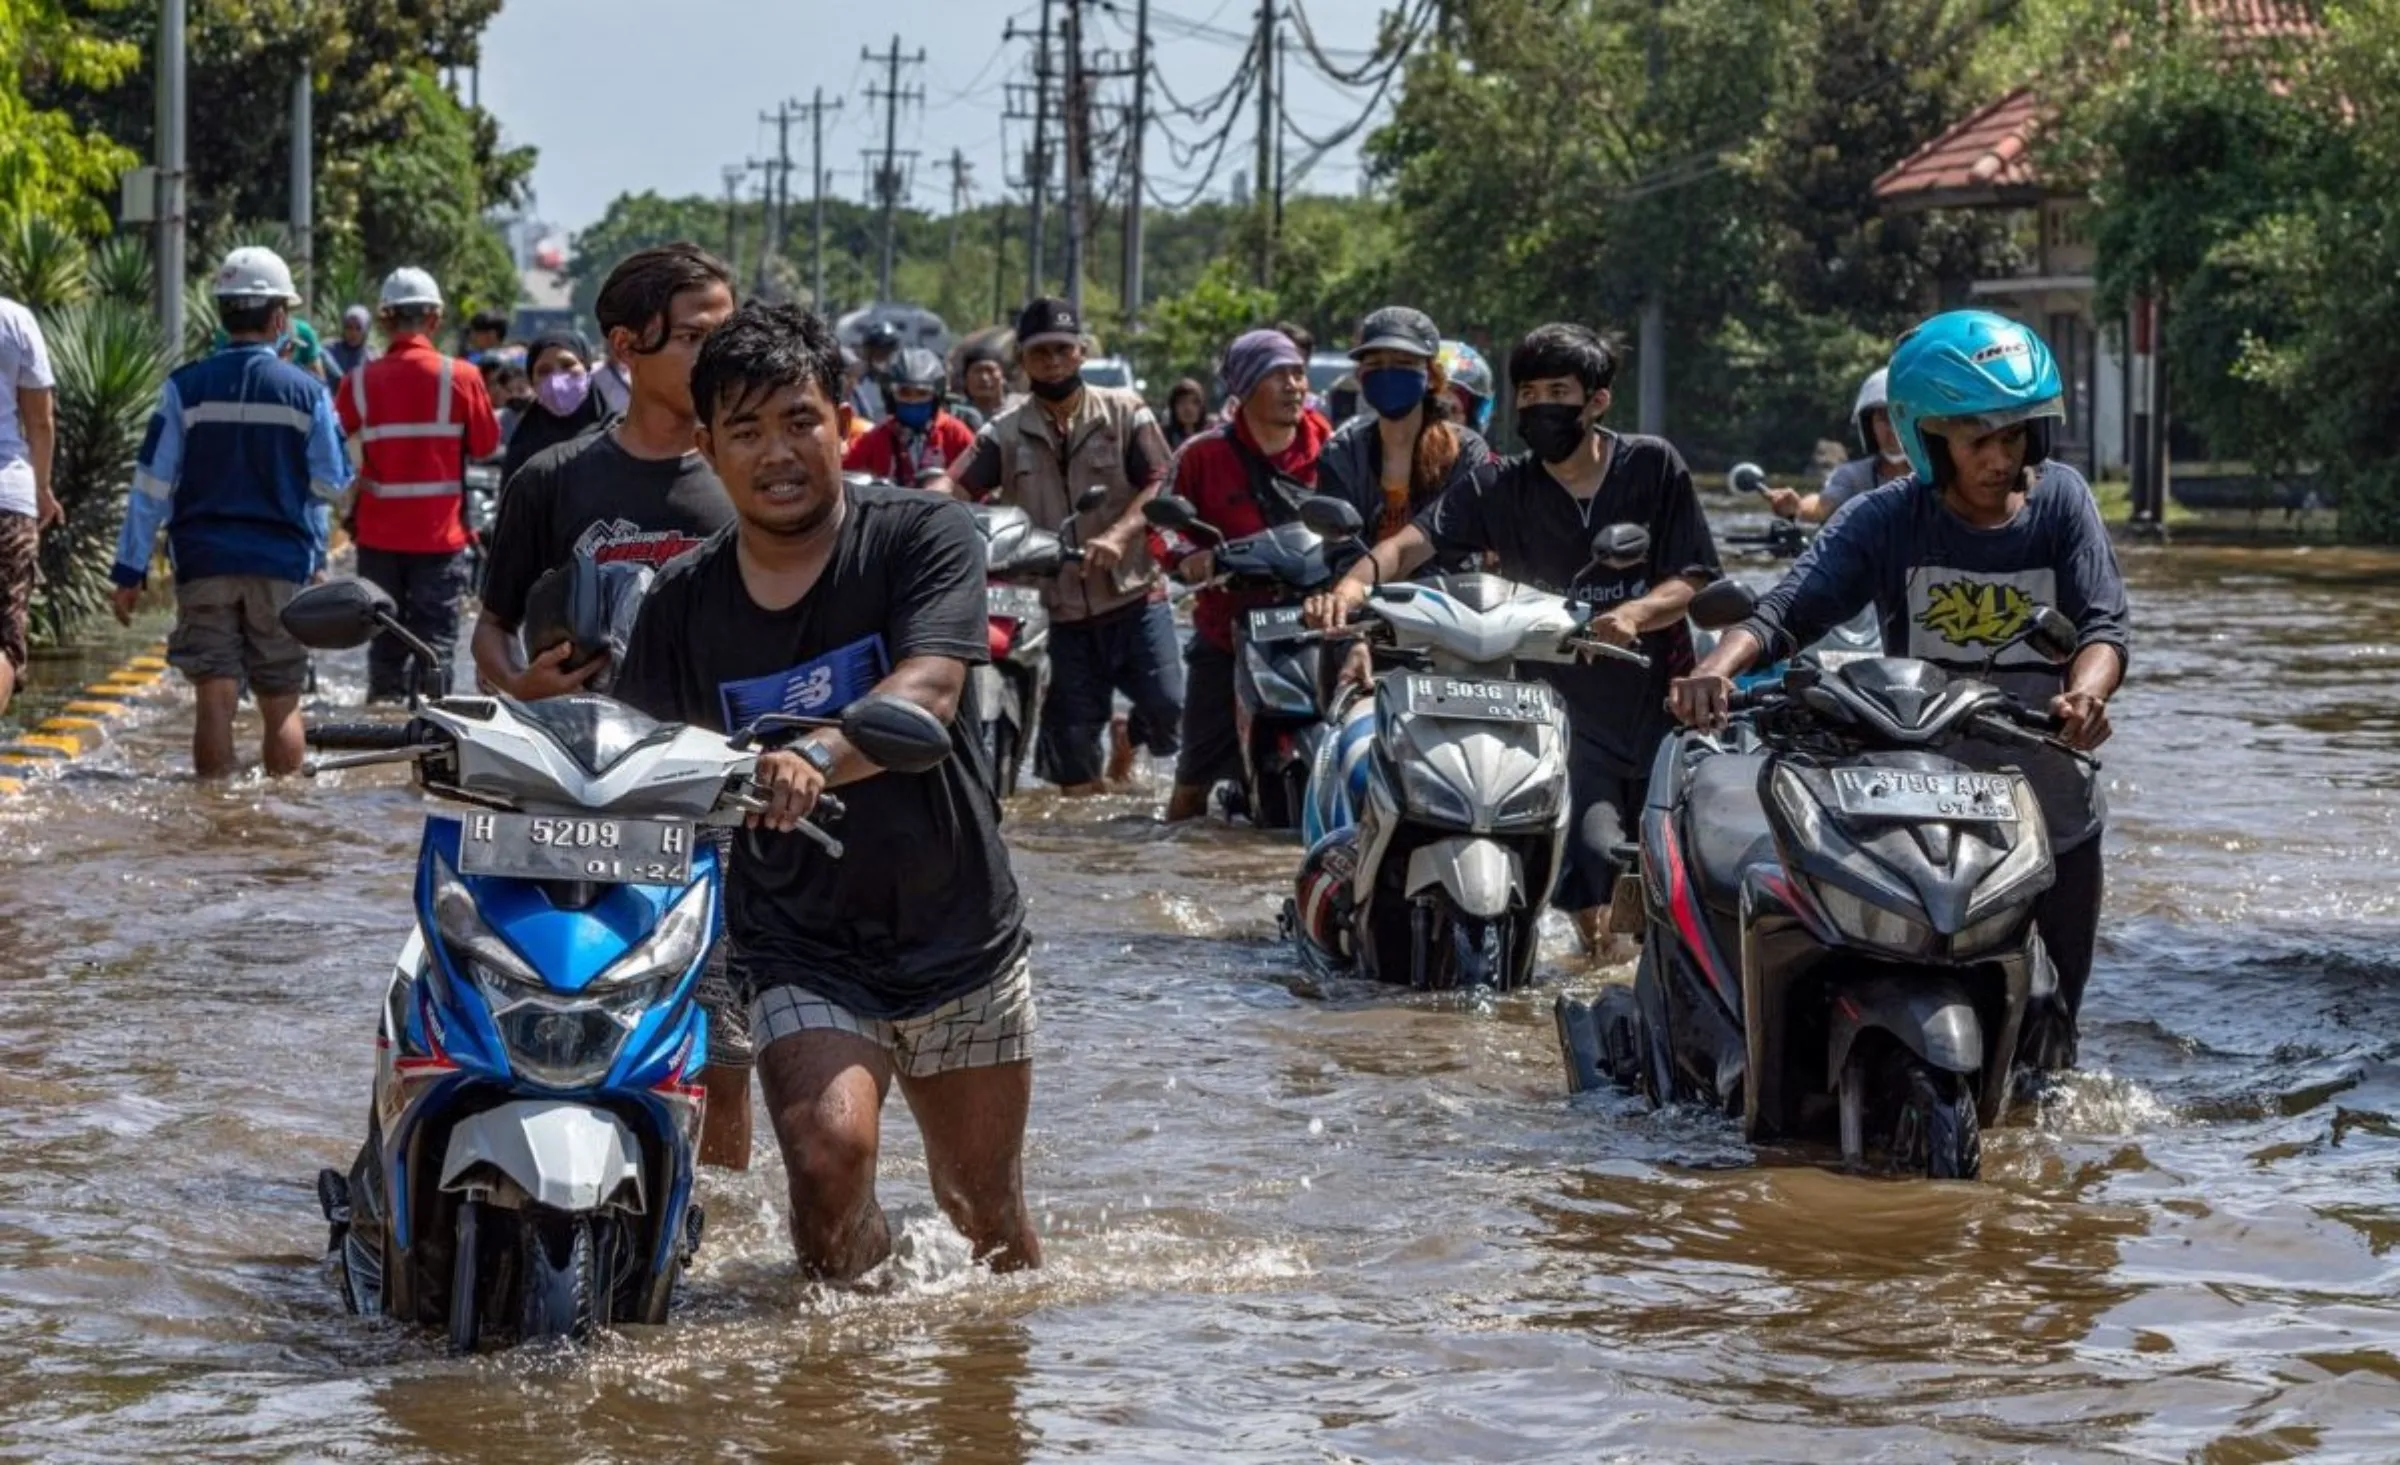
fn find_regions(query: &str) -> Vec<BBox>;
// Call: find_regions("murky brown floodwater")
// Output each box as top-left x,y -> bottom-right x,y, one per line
4,525 -> 2399,1463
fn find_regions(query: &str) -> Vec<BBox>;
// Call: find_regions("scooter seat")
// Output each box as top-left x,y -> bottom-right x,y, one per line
1684,754 -> 1777,911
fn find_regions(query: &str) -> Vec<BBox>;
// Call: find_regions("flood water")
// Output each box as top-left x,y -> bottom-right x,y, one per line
3,531 -> 2399,1463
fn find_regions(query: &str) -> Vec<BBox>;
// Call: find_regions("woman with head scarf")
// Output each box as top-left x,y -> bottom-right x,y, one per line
500,331 -> 607,489
1162,377 -> 1215,450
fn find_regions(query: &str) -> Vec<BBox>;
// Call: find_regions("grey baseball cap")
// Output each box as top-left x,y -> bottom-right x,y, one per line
1349,306 -> 1440,360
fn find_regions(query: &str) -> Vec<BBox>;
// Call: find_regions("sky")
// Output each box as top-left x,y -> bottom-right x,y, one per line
477,0 -> 1407,245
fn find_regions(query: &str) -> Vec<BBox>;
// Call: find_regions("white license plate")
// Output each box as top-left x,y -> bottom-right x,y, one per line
987,584 -> 1045,619
457,812 -> 696,885
1395,675 -> 1554,725
1246,606 -> 1308,643
1830,769 -> 2020,823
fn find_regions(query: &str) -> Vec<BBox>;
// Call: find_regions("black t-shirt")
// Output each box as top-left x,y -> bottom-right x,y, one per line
613,483 -> 1027,1019
481,428 -> 734,629
1419,432 -> 1721,776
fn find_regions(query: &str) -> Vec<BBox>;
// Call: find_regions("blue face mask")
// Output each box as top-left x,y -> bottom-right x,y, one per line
893,398 -> 936,431
1360,367 -> 1429,420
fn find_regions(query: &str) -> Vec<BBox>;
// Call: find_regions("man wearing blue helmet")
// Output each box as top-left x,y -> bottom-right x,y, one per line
1666,310 -> 2129,1073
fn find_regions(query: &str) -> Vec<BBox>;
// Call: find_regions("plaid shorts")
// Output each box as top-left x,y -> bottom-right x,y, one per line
0,510 -> 34,672
750,953 -> 1036,1079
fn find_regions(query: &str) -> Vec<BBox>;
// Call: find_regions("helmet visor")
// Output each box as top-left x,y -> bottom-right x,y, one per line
1917,398 -> 2064,442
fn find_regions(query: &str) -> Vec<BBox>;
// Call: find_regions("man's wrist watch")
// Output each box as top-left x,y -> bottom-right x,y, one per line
796,738 -> 837,778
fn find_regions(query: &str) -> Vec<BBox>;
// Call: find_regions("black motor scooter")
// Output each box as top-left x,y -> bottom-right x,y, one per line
1142,495 -> 1341,831
970,485 -> 1103,796
1558,581 -> 2092,1179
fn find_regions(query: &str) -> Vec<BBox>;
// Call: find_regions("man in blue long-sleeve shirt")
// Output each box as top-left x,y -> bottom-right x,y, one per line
112,247 -> 351,777
1668,312 -> 2128,1073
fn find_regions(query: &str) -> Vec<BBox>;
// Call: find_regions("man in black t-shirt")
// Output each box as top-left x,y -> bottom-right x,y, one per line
1306,323 -> 1721,964
464,244 -> 756,1174
615,301 -> 1041,1282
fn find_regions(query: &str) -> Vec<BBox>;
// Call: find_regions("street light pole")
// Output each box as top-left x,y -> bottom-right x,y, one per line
157,0 -> 188,353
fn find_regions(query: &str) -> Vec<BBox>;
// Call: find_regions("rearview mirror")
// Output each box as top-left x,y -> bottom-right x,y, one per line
1687,579 -> 1759,631
1141,495 -> 1199,531
1298,494 -> 1364,540
2023,605 -> 2079,664
279,577 -> 394,651
1591,522 -> 1650,571
1728,462 -> 1768,496
842,694 -> 955,774
1074,484 -> 1111,516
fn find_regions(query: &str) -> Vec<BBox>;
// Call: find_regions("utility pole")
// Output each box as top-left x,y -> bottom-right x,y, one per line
1254,0 -> 1277,289
993,191 -> 1011,323
1061,0 -> 1089,319
721,164 -> 745,276
760,101 -> 796,295
936,148 -> 974,259
157,0 -> 187,353
1122,0 -> 1151,339
289,65 -> 312,297
745,157 -> 778,294
798,88 -> 843,308
862,34 -> 927,303
1005,1 -> 1055,303
1637,0 -> 1667,437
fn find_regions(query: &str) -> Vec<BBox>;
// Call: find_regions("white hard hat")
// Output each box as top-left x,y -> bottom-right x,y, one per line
211,246 -> 301,305
379,267 -> 444,311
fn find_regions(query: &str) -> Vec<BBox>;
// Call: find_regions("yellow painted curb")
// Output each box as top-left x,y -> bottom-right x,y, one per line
127,655 -> 168,672
0,778 -> 21,797
1,641 -> 179,798
5,735 -> 79,756
36,719 -> 106,751
63,700 -> 126,717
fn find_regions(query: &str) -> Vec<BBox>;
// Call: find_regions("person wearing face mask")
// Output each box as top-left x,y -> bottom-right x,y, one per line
1152,327 -> 1332,823
334,266 -> 503,702
951,297 -> 1183,796
1304,322 -> 1720,962
1764,367 -> 1912,524
844,347 -> 977,490
500,331 -> 607,490
1315,307 -> 1496,550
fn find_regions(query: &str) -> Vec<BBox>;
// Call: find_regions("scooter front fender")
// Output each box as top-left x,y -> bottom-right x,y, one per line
439,1100 -> 645,1214
1826,973 -> 1985,1078
1404,836 -> 1521,920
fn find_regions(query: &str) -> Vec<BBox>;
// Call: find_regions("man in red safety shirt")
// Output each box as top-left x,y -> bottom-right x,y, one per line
335,266 -> 500,700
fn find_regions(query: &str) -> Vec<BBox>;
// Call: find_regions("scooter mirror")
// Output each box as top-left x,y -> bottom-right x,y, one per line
1073,484 -> 1111,516
1298,495 -> 1365,540
2024,604 -> 2080,664
1727,462 -> 1769,496
1591,522 -> 1651,571
1687,579 -> 1760,631
841,694 -> 955,774
279,577 -> 395,651
1141,495 -> 1199,531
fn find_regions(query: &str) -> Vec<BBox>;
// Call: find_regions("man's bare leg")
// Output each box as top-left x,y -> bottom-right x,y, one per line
1105,714 -> 1135,785
0,655 -> 16,719
756,1027 -> 894,1279
1164,782 -> 1210,822
257,691 -> 305,776
192,678 -> 240,778
899,1058 -> 1041,1271
697,1060 -> 753,1170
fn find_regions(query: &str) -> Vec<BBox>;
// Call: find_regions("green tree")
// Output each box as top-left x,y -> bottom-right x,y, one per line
0,0 -> 138,232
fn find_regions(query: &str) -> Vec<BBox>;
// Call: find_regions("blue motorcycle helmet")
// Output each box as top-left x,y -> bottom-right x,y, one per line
1885,310 -> 2064,486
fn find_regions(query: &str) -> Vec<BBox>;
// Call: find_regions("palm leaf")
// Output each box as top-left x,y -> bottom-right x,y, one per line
0,215 -> 92,314
88,235 -> 155,309
31,301 -> 172,642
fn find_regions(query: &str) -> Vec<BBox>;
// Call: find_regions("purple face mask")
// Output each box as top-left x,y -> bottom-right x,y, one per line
535,367 -> 591,417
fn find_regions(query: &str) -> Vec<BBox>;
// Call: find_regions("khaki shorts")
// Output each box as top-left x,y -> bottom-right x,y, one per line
0,510 -> 32,672
167,575 -> 310,694
750,954 -> 1036,1079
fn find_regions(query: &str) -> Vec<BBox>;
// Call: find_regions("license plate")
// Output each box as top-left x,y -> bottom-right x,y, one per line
1830,768 -> 2020,823
1246,606 -> 1308,643
457,812 -> 696,885
987,584 -> 1045,620
1395,675 -> 1554,725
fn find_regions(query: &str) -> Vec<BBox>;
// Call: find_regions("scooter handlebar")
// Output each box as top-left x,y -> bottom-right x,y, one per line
306,720 -> 426,751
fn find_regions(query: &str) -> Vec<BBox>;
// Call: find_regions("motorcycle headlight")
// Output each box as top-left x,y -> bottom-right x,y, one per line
1396,753 -> 1477,827
589,877 -> 713,991
1494,769 -> 1564,826
1808,878 -> 1934,958
1951,903 -> 2029,957
1769,764 -> 1825,848
431,855 -> 542,989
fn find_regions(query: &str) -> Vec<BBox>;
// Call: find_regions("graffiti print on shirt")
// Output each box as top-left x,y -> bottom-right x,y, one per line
572,517 -> 713,567
1906,566 -> 2056,667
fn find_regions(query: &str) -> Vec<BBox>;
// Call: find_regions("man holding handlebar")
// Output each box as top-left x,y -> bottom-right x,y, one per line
1666,311 -> 2128,1075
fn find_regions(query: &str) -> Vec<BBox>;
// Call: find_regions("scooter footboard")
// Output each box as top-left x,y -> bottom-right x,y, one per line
440,1100 -> 646,1214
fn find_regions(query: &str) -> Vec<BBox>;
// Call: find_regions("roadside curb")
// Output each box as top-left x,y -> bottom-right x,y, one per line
0,645 -> 172,797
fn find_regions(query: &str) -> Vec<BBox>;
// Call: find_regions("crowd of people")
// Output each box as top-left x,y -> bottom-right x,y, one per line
56,232 -> 2126,1282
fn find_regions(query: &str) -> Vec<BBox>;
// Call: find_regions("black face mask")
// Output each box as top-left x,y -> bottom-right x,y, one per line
1517,402 -> 1591,463
1028,374 -> 1082,403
